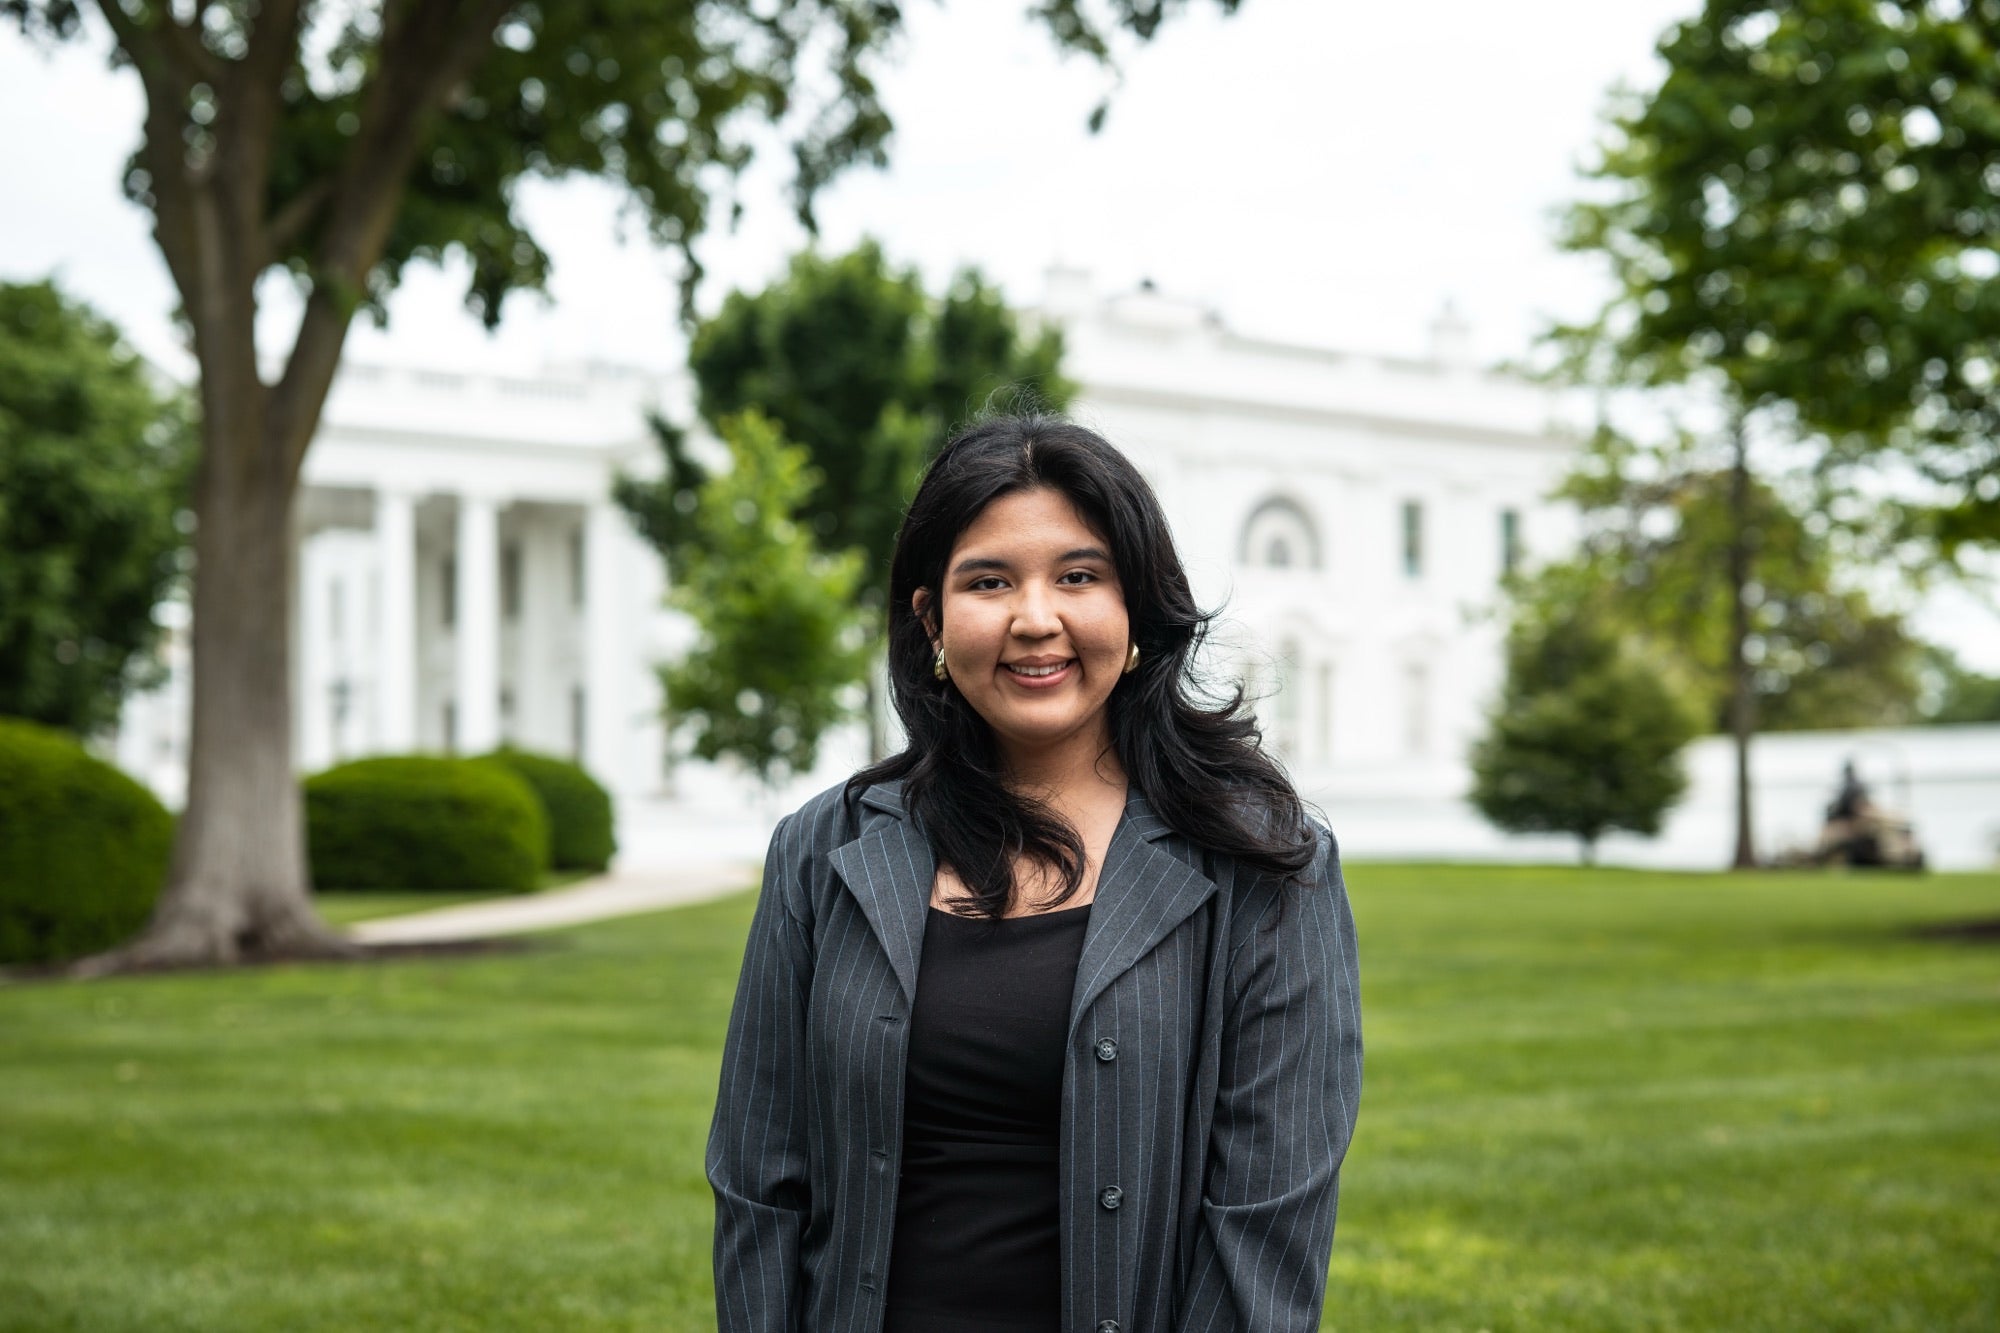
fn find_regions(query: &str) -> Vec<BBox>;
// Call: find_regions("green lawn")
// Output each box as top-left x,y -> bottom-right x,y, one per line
3,865 -> 1996,1331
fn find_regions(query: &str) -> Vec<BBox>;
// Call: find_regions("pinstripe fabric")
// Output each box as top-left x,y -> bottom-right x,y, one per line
707,780 -> 1363,1333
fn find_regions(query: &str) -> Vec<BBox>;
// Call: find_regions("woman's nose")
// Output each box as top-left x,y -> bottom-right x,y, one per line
1011,583 -> 1061,637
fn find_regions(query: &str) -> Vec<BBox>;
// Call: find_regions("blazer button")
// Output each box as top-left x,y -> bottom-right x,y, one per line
1097,1321 -> 1121,1333
1099,1185 -> 1123,1210
1094,1037 -> 1118,1062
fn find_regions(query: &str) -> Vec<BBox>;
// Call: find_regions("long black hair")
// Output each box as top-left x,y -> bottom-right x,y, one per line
849,412 -> 1317,917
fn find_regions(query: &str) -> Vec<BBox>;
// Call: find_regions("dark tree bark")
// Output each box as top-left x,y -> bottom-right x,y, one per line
75,0 -> 511,971
1726,413 -> 1758,871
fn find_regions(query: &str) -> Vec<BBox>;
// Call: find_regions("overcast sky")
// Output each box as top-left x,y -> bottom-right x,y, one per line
3,0 -> 1996,664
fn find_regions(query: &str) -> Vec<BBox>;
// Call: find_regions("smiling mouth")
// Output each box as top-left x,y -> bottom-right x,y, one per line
1003,659 -> 1075,679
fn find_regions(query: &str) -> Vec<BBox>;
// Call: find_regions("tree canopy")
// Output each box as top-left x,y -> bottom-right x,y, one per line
1470,597 -> 1702,864
681,240 -> 1073,596
1560,0 -> 2000,550
0,279 -> 189,736
1550,425 -> 1924,733
661,411 -> 869,784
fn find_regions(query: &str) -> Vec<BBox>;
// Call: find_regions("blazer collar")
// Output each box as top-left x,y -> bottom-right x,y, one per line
825,780 -> 1217,1016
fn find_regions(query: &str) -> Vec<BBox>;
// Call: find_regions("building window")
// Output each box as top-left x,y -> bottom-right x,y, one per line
1500,508 -> 1522,578
1275,639 -> 1300,758
1317,663 -> 1334,761
1404,663 -> 1428,754
1238,497 -> 1321,570
570,528 -> 586,608
444,699 -> 458,753
502,542 -> 523,621
329,579 -> 344,644
1401,501 -> 1424,578
570,686 -> 586,760
442,556 -> 457,628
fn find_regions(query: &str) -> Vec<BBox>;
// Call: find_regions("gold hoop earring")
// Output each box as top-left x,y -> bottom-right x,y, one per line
1124,643 -> 1140,675
933,646 -> 949,682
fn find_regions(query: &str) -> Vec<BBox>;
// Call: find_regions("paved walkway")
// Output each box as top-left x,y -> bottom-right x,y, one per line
345,859 -> 761,945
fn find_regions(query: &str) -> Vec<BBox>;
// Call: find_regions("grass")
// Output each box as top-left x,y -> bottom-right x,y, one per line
2,865 -> 1997,1331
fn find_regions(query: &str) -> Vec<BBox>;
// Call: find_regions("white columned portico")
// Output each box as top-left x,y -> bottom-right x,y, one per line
374,488 -> 418,752
582,501 -> 624,785
455,493 -> 502,754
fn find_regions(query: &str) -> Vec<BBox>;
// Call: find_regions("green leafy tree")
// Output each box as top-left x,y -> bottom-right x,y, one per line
1560,0 -> 2000,549
2,0 -> 1233,967
663,411 -> 869,785
1917,646 -> 2000,723
0,279 -> 190,736
681,241 -> 1073,596
1470,599 -> 1702,866
1554,426 -> 1924,734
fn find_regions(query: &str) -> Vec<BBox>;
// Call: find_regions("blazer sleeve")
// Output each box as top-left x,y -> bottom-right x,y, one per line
1177,829 -> 1364,1332
707,813 -> 815,1333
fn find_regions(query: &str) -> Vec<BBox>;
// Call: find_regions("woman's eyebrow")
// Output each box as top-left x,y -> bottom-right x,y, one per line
953,546 -> 1111,576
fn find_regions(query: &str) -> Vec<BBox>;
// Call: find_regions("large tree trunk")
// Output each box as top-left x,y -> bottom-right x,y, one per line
1726,414 -> 1758,871
78,404 -> 355,972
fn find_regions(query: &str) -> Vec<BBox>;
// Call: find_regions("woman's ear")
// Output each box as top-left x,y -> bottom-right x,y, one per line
913,588 -> 938,643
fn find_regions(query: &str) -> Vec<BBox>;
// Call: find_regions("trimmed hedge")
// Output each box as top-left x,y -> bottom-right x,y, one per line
0,717 -> 173,965
481,747 -> 617,872
304,756 -> 548,893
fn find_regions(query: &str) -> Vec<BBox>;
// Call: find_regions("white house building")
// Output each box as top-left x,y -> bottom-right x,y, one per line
122,273 -> 1990,870
120,270 -> 1580,820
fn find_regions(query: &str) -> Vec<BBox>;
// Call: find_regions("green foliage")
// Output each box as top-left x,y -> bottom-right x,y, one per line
1471,601 -> 1701,860
0,280 -> 190,736
480,747 -> 617,872
1550,427 -> 1925,731
2,0 -> 1235,326
0,716 -> 172,964
661,411 -> 871,784
303,756 -> 548,893
1558,0 -> 2000,548
1917,646 -> 2000,723
633,241 -> 1073,598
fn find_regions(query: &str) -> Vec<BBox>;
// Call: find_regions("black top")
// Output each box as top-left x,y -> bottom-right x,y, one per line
882,902 -> 1093,1333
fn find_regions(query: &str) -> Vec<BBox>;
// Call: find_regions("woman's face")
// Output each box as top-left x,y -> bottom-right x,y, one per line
922,487 -> 1132,767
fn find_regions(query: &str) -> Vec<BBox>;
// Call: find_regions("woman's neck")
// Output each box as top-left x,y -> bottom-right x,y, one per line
998,729 -> 1128,823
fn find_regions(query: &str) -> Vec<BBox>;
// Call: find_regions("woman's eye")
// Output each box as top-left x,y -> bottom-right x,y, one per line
1058,569 -> 1098,585
969,576 -> 1007,591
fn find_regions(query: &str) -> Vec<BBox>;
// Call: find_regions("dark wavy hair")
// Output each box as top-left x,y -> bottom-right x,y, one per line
849,412 -> 1316,917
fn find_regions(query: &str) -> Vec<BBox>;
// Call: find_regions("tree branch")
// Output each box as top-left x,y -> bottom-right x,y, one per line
269,0 -> 515,482
263,177 -> 333,262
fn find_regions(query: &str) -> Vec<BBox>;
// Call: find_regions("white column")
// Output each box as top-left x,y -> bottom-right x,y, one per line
582,501 -> 625,789
296,537 -> 333,773
374,489 -> 418,753
455,494 -> 501,754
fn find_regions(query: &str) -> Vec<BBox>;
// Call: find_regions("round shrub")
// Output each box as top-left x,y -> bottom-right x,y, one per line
0,717 -> 173,965
304,755 -> 549,893
481,747 -> 617,872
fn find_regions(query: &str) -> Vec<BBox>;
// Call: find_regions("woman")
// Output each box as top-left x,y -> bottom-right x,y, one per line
708,414 -> 1362,1333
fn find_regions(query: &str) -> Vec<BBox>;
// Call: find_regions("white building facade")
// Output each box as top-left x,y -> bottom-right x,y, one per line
132,275 -> 2000,870
116,273 -> 1579,829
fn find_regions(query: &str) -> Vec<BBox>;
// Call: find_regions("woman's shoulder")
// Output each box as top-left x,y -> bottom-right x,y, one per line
772,775 -> 905,854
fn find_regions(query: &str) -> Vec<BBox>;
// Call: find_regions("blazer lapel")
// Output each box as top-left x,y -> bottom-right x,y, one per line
825,782 -> 934,1005
1069,791 -> 1219,1035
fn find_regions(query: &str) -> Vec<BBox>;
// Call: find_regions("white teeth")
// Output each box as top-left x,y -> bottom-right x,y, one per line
1007,661 -> 1069,677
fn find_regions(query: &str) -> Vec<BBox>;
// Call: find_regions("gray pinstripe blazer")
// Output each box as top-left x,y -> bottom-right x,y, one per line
707,779 -> 1363,1333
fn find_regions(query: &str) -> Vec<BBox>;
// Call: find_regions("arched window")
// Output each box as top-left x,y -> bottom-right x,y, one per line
1238,496 -> 1322,570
